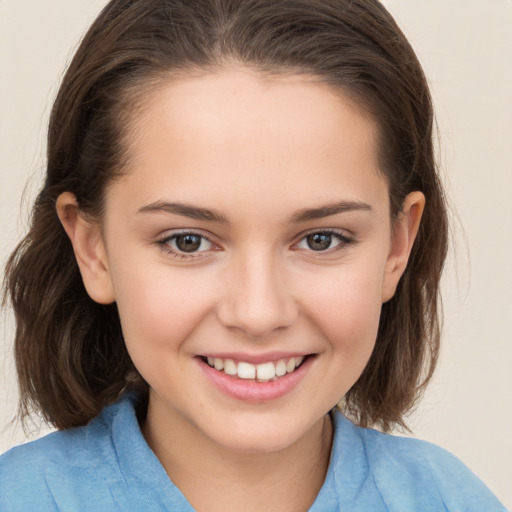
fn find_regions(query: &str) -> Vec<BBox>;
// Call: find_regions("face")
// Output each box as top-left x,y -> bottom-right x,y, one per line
63,68 -> 422,454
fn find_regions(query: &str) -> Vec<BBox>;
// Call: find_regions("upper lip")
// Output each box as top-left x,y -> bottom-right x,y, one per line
198,352 -> 313,365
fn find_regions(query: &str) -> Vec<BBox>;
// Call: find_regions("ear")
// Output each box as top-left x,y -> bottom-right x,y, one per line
381,191 -> 425,303
56,192 -> 115,304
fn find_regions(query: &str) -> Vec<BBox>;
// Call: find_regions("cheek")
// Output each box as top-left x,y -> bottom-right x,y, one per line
111,263 -> 217,356
298,262 -> 384,353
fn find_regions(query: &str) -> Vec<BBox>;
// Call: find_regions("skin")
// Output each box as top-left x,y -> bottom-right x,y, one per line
57,68 -> 424,512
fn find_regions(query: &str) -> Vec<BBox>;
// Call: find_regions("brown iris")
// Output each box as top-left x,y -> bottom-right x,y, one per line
306,233 -> 333,251
175,234 -> 202,252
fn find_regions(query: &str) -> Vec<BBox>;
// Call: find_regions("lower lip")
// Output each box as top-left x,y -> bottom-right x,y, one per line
197,356 -> 314,402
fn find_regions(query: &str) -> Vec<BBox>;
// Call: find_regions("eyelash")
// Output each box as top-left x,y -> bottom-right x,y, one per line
156,231 -> 216,260
155,229 -> 354,260
295,229 -> 354,254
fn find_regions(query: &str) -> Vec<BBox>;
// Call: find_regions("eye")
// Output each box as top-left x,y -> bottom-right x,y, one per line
295,230 -> 352,252
157,231 -> 214,257
172,233 -> 211,253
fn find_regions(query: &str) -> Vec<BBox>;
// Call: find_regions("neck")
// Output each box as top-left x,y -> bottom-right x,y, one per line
142,397 -> 333,512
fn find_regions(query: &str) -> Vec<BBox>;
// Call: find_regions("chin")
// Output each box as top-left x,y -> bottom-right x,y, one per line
198,410 -> 324,455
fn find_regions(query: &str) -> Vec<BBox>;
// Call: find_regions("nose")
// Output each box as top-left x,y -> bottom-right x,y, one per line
216,250 -> 298,339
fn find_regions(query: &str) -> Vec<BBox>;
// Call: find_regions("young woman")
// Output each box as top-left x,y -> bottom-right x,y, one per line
0,1 -> 507,510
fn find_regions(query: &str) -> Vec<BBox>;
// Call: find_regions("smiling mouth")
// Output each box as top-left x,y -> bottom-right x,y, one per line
200,355 -> 310,382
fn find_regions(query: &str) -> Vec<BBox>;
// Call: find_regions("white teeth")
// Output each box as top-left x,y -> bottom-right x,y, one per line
224,359 -> 237,376
275,360 -> 287,377
256,362 -> 276,381
205,355 -> 306,381
237,361 -> 256,379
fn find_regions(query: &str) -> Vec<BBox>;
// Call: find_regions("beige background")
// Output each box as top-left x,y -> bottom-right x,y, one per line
1,0 -> 511,508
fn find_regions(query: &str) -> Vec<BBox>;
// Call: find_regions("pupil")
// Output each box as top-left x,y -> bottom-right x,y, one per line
307,233 -> 332,251
176,234 -> 201,252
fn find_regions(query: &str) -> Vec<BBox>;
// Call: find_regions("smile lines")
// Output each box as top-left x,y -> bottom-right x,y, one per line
204,356 -> 306,382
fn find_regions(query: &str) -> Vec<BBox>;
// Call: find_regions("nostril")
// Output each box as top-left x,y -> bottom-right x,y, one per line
216,300 -> 298,339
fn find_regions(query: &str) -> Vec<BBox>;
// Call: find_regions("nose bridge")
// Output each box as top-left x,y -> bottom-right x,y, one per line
218,246 -> 297,338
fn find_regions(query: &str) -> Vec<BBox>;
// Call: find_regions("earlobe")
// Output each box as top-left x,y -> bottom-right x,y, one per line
381,191 -> 425,303
56,192 -> 115,305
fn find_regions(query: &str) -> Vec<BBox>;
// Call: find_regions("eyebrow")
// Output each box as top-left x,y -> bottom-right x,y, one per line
137,200 -> 372,223
138,201 -> 229,223
288,200 -> 372,222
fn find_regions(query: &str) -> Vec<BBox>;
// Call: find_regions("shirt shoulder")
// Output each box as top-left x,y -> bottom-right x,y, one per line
0,393 -> 188,512
0,407 -> 123,511
357,421 -> 507,511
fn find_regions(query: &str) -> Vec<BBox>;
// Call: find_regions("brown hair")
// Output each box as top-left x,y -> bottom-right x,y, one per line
3,0 -> 448,432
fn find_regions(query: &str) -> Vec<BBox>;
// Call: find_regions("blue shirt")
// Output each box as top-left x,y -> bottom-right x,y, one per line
0,394 -> 506,511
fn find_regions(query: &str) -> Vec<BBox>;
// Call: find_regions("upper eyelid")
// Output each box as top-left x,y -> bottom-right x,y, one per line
292,229 -> 356,256
155,231 -> 216,260
158,229 -> 215,243
156,229 -> 216,250
294,228 -> 353,242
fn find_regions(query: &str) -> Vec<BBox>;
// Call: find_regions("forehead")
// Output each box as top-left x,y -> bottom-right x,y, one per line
112,68 -> 388,218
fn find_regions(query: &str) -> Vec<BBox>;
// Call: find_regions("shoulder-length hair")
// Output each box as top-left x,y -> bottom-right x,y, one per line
4,0 -> 448,432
